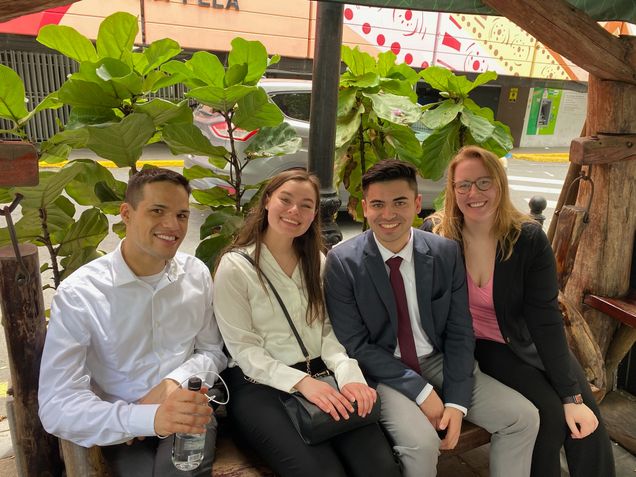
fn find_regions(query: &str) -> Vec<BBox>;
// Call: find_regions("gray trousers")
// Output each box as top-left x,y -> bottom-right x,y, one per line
101,417 -> 218,477
377,353 -> 539,477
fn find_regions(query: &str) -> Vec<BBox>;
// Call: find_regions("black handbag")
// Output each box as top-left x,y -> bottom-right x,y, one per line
236,251 -> 381,445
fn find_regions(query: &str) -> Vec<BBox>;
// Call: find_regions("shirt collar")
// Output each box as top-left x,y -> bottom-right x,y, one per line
372,228 -> 414,265
112,241 -> 184,286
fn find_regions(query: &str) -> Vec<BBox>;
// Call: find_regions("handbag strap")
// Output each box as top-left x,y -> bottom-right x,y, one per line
234,250 -> 312,373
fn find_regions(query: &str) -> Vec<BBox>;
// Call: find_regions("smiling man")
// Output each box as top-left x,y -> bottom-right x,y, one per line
324,160 -> 539,477
38,168 -> 227,477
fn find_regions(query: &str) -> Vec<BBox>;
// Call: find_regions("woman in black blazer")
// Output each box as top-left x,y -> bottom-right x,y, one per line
424,145 -> 614,477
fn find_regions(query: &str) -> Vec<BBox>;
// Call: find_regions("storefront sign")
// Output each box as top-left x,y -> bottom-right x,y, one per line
157,0 -> 239,10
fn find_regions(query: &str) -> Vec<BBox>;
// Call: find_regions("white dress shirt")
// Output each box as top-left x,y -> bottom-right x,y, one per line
374,230 -> 467,414
214,245 -> 366,393
38,242 -> 227,447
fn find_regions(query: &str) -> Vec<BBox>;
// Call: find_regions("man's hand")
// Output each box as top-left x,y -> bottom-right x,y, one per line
153,387 -> 212,437
340,382 -> 377,417
418,389 -> 444,429
564,403 -> 598,439
138,379 -> 180,405
295,376 -> 355,421
439,407 -> 463,450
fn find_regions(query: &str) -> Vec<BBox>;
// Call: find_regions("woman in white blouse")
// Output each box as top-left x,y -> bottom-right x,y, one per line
214,170 -> 399,477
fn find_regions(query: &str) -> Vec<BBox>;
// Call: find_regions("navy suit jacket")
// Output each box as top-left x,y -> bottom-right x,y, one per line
324,229 -> 475,409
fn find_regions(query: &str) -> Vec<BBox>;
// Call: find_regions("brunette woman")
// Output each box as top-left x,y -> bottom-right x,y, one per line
214,170 -> 399,477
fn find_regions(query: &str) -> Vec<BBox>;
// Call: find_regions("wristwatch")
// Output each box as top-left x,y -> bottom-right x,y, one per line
562,394 -> 584,405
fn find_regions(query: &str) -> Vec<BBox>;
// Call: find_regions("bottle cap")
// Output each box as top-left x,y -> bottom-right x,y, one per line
187,376 -> 202,391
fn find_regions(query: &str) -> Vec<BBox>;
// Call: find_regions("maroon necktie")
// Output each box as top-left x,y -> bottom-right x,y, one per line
386,256 -> 421,373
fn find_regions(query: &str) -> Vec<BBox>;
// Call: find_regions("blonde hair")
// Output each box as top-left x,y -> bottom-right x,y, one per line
430,145 -> 530,260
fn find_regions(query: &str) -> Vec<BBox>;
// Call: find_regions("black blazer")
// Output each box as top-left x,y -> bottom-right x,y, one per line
324,229 -> 475,409
423,220 -> 580,398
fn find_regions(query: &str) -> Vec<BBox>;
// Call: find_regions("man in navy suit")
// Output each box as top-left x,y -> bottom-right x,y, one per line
324,160 -> 539,477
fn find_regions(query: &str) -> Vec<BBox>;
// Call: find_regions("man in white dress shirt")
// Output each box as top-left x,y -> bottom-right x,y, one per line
38,168 -> 227,476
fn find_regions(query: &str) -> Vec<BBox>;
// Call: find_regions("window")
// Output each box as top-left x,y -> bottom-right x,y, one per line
270,93 -> 311,122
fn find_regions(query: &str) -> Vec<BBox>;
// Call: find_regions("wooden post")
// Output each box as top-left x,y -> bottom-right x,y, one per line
0,244 -> 63,476
562,76 -> 636,394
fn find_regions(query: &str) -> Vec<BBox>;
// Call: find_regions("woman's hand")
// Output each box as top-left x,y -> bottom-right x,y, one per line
564,403 -> 598,439
295,376 -> 355,421
340,382 -> 377,417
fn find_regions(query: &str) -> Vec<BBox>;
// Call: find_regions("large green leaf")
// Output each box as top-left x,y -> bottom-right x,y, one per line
476,121 -> 513,158
57,80 -> 122,109
186,51 -> 225,87
162,123 -> 228,157
224,64 -> 248,87
65,160 -> 126,206
363,92 -> 422,125
20,92 -> 64,125
419,66 -> 453,93
95,58 -> 143,98
135,99 -> 192,126
36,25 -> 98,63
420,99 -> 462,129
244,123 -> 302,158
449,70 -> 497,97
58,208 -> 109,256
379,79 -> 418,102
14,164 -> 83,209
186,85 -> 254,112
460,108 -> 495,143
39,143 -> 72,164
96,12 -> 138,62
382,123 -> 422,163
192,187 -> 235,208
233,89 -> 283,131
340,71 -> 380,89
86,114 -> 156,167
0,209 -> 43,248
60,246 -> 103,281
387,63 -> 420,85
337,88 -> 358,117
195,234 -> 233,271
47,196 -> 79,244
376,50 -> 397,77
228,38 -> 268,85
335,102 -> 364,149
66,107 -> 119,129
0,188 -> 13,204
183,165 -> 229,181
137,38 -> 182,75
44,127 -> 90,149
200,208 -> 243,239
419,121 -> 461,181
341,46 -> 376,77
161,60 -> 207,89
0,65 -> 28,123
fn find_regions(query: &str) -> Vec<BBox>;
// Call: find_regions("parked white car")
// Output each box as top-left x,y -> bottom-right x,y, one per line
184,78 -> 506,211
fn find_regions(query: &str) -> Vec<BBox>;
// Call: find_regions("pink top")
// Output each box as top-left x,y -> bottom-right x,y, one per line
467,271 -> 505,343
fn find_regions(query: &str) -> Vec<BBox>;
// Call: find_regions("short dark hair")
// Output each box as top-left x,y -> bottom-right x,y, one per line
362,159 -> 418,195
125,168 -> 191,208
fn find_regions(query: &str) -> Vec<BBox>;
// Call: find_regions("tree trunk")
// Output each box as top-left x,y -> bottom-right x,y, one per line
0,244 -> 63,476
562,76 -> 636,394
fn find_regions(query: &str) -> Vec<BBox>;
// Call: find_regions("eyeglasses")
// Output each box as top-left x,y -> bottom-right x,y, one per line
453,176 -> 494,195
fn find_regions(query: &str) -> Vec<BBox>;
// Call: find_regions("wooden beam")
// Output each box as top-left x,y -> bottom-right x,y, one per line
0,0 -> 81,23
570,135 -> 636,166
482,0 -> 636,85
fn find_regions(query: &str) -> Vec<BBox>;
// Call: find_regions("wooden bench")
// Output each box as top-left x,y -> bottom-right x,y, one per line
583,288 -> 636,329
58,415 -> 491,476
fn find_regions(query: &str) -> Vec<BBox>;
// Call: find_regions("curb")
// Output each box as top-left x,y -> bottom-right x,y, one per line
512,153 -> 569,163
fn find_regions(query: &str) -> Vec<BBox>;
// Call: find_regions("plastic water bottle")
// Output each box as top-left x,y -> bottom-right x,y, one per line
172,377 -> 206,471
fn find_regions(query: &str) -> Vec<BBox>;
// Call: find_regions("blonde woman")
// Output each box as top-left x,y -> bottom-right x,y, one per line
424,146 -> 614,477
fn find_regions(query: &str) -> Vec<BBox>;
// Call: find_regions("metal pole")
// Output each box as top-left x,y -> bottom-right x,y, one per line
308,1 -> 344,247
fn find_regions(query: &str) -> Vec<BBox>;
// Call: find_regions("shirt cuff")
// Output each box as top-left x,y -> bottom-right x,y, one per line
127,404 -> 160,437
445,403 -> 468,416
415,384 -> 434,405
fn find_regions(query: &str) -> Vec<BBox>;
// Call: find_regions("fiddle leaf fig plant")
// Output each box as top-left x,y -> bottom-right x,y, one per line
178,38 -> 302,269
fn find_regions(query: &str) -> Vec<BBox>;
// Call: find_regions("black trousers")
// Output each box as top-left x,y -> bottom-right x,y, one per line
101,418 -> 217,477
475,339 -> 615,477
224,366 -> 401,477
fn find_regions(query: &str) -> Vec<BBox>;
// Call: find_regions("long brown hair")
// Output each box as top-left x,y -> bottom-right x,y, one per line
431,146 -> 530,260
220,170 -> 326,325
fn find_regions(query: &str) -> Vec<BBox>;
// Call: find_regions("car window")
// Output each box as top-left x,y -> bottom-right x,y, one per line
270,92 -> 311,122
